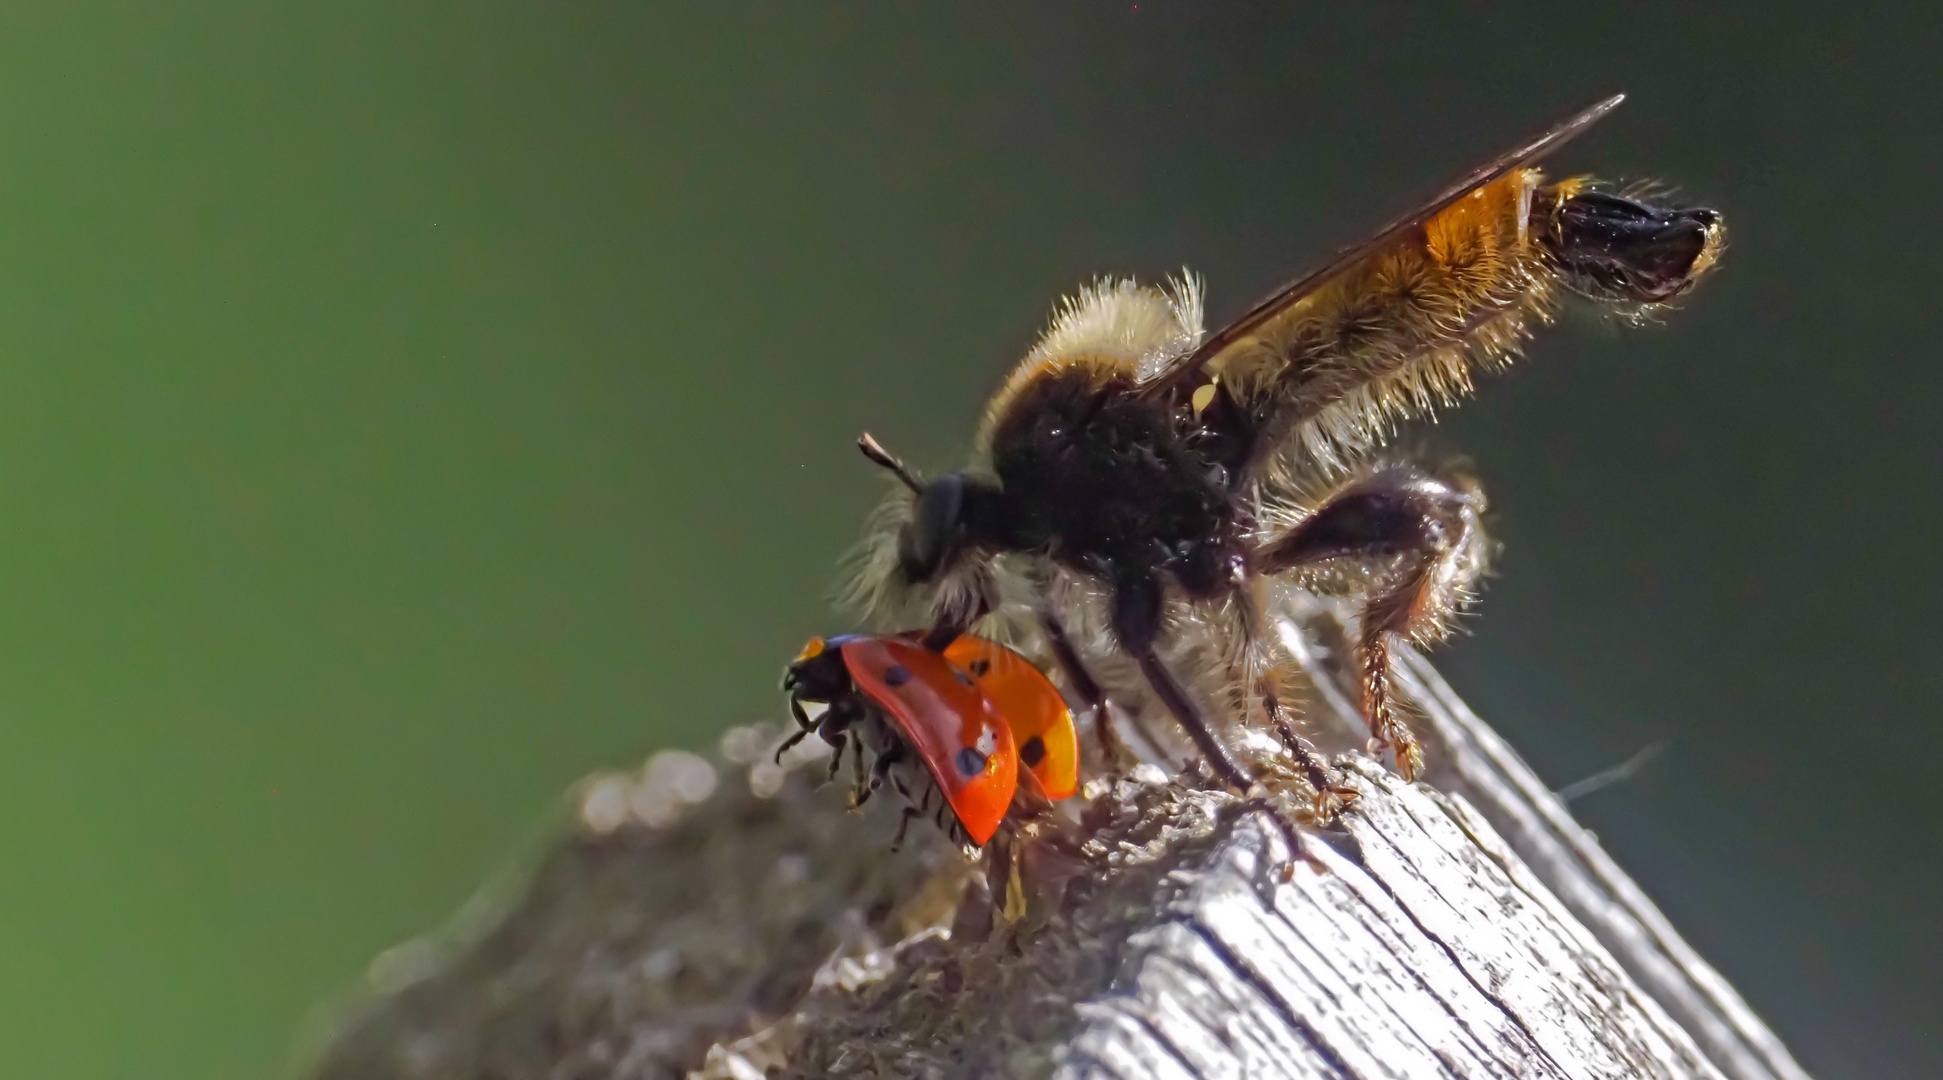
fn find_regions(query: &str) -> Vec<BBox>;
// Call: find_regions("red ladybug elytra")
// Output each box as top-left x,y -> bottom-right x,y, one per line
939,634 -> 1078,803
780,633 -> 1077,846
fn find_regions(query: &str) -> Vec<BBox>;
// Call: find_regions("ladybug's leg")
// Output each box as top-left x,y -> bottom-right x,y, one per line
848,737 -> 875,807
870,740 -> 903,792
825,732 -> 847,782
774,727 -> 810,764
1110,570 -> 1256,795
1038,609 -> 1125,769
893,777 -> 935,842
774,696 -> 817,763
1256,467 -> 1484,782
890,806 -> 921,852
812,697 -> 863,782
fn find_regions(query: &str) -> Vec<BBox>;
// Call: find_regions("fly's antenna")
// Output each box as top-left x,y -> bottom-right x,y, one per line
858,432 -> 923,494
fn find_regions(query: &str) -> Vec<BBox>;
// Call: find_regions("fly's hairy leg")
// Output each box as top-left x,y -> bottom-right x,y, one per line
1258,465 -> 1486,781
1111,571 -> 1258,793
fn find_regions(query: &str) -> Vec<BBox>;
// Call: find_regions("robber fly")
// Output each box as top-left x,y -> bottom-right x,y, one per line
841,94 -> 1723,798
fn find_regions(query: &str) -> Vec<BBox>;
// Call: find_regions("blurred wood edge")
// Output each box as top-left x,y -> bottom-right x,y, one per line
296,607 -> 1812,1080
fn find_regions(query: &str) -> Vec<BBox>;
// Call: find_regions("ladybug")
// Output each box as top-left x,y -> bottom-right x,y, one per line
779,633 -> 1077,846
938,634 -> 1078,803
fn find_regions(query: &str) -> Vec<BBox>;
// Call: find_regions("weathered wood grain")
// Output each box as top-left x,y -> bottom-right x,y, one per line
1269,601 -> 1809,1080
297,610 -> 1811,1080
1059,764 -> 1724,1080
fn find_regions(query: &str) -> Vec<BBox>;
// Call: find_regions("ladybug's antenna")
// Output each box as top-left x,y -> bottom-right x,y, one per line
857,432 -> 923,494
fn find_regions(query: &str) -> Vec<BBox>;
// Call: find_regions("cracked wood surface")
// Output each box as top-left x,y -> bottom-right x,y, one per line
299,610 -> 1810,1080
1059,763 -> 1722,1080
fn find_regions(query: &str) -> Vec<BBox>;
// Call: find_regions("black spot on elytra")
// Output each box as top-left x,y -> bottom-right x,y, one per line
968,659 -> 991,677
955,747 -> 988,777
883,664 -> 911,687
1019,735 -> 1046,767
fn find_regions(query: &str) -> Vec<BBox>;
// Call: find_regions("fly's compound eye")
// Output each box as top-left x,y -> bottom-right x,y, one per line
899,472 -> 968,583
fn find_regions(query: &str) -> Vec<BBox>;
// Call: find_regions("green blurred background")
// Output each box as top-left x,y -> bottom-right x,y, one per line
0,3 -> 1934,1078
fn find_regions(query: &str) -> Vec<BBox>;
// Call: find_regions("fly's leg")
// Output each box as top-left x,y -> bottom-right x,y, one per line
1236,583 -> 1357,818
921,622 -> 965,653
1039,609 -> 1126,769
1111,572 -> 1255,794
920,590 -> 990,653
1259,673 -> 1358,822
1257,465 -> 1487,781
1110,571 -> 1308,867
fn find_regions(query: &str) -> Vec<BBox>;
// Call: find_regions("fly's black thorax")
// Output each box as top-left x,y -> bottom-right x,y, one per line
979,368 -> 1246,596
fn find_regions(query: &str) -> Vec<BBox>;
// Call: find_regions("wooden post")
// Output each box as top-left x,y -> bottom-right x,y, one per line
300,606 -> 1812,1080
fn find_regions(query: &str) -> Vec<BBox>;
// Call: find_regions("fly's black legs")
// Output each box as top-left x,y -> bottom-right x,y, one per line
1112,571 -> 1257,793
1112,573 -> 1309,865
921,622 -> 965,653
1126,641 -> 1259,792
1235,584 -> 1353,815
921,590 -> 990,654
1136,648 -> 1255,793
1038,610 -> 1105,713
1257,466 -> 1484,781
1038,609 -> 1125,766
1257,675 -> 1334,793
1258,673 -> 1361,821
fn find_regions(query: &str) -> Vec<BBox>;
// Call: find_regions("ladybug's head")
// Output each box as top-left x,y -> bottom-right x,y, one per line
781,635 -> 852,700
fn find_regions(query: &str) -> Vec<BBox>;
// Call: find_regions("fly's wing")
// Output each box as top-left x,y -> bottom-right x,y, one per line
944,636 -> 1079,801
1147,94 -> 1624,401
839,637 -> 1018,846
